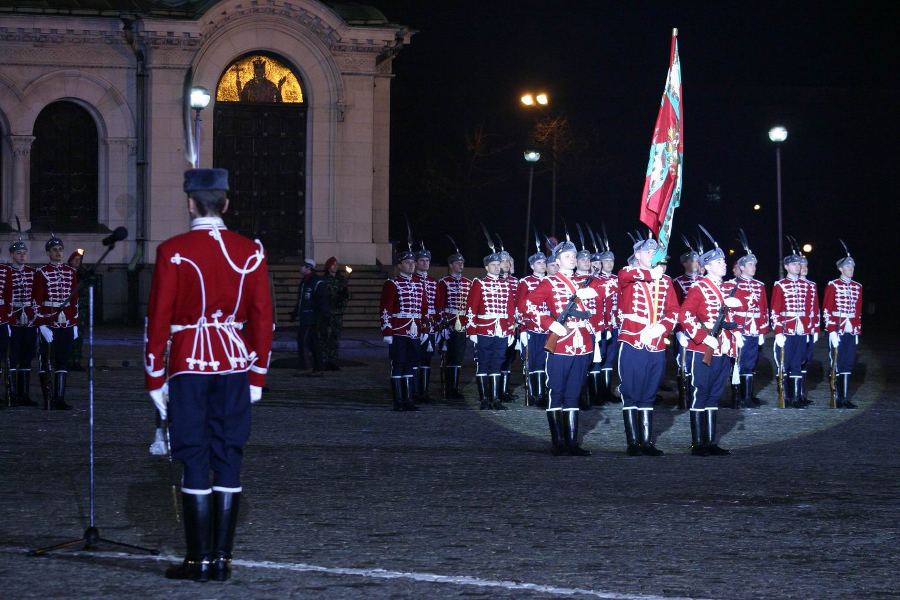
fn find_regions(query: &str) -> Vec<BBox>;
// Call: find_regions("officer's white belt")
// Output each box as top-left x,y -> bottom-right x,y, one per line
619,313 -> 649,325
477,313 -> 506,319
780,311 -> 804,317
391,312 -> 420,319
733,311 -> 761,317
42,301 -> 65,308
832,311 -> 855,318
12,302 -> 29,308
171,321 -> 244,334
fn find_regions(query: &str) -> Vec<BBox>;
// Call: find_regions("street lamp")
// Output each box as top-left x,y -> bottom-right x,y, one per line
520,91 -> 558,232
190,86 -> 211,168
523,150 -> 541,264
802,243 -> 812,253
768,125 -> 788,277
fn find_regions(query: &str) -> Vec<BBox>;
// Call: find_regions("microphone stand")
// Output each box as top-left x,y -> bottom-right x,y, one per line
29,240 -> 158,557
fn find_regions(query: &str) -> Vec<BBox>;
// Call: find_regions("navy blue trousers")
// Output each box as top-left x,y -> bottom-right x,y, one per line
687,351 -> 730,410
168,372 -> 251,491
618,342 -> 665,409
475,335 -> 506,375
599,328 -> 619,373
0,324 -> 8,362
445,331 -> 466,367
738,335 -> 760,375
9,326 -> 37,370
39,327 -> 75,373
546,353 -> 591,410
525,332 -> 548,374
389,336 -> 419,377
776,335 -> 806,378
803,334 -> 815,368
830,333 -> 858,374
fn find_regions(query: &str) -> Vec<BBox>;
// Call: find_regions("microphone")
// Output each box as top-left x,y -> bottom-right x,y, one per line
102,226 -> 128,247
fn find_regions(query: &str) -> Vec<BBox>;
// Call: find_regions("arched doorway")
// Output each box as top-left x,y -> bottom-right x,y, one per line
30,101 -> 99,231
213,53 -> 307,260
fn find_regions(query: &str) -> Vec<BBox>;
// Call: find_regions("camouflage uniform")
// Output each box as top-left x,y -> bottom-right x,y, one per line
319,272 -> 350,368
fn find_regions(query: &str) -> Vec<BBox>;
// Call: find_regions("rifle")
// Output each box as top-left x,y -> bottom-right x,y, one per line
161,418 -> 181,524
677,345 -> 689,409
544,275 -> 594,352
4,356 -> 12,407
829,342 -> 839,409
702,284 -> 738,366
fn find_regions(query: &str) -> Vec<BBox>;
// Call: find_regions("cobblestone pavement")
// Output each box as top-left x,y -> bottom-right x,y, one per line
0,328 -> 897,599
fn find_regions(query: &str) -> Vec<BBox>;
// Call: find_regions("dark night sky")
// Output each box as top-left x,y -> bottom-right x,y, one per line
374,1 -> 899,317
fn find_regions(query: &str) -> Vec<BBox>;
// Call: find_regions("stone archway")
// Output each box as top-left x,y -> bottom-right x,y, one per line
213,52 -> 308,259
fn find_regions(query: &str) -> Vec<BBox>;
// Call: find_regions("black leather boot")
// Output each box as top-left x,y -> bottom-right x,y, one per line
690,410 -> 708,456
600,369 -> 613,405
790,377 -> 805,409
564,411 -> 591,456
546,411 -> 565,455
500,370 -> 516,403
585,370 -> 601,409
402,375 -> 417,411
51,372 -> 71,410
210,491 -> 241,582
839,373 -> 856,409
476,375 -> 489,410
730,383 -> 740,409
390,377 -> 403,411
165,492 -> 212,581
638,410 -> 664,456
446,366 -> 463,399
39,371 -> 52,410
740,375 -> 754,408
798,375 -> 812,406
418,366 -> 432,402
705,410 -> 730,455
622,409 -> 641,456
531,371 -> 547,408
490,374 -> 506,410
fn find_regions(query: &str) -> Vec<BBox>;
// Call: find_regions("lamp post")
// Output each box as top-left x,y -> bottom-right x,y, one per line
768,125 -> 788,278
520,91 -> 558,232
523,150 -> 541,264
190,86 -> 211,168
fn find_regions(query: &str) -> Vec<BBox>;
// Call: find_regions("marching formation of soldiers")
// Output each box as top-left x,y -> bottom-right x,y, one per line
379,224 -> 865,457
2,232 -> 79,411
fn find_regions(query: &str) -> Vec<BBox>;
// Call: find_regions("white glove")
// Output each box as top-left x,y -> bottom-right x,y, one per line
606,330 -> 613,340
724,297 -> 742,308
576,287 -> 598,300
734,334 -> 744,349
250,385 -> 262,403
548,321 -> 568,337
775,333 -> 786,347
507,335 -> 515,347
39,325 -> 54,344
721,336 -> 732,355
843,321 -> 853,333
829,331 -> 840,347
676,331 -> 688,347
813,332 -> 819,344
649,265 -> 664,280
702,336 -> 719,350
469,335 -> 478,344
639,322 -> 666,346
758,334 -> 765,346
149,384 -> 168,421
383,336 -> 393,344
420,333 -> 429,343
519,332 -> 529,348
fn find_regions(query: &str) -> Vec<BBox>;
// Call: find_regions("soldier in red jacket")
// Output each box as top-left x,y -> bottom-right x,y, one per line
33,234 -> 78,410
434,239 -> 471,399
516,243 -> 550,406
412,242 -> 438,401
7,237 -> 37,407
145,168 -> 273,582
379,247 -> 427,411
594,232 -> 620,405
823,242 -> 862,408
527,238 -> 596,456
730,231 -> 770,408
678,235 -> 744,456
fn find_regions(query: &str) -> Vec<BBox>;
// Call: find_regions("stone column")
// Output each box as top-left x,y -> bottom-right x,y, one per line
9,135 -> 35,231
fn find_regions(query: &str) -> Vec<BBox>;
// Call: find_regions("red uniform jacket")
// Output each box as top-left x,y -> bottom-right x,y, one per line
673,272 -> 700,303
9,265 -> 36,327
33,263 -> 78,328
412,272 -> 438,331
616,268 -> 679,352
679,277 -> 743,358
380,273 -> 428,339
144,219 -> 273,391
465,274 -> 515,337
730,276 -> 770,336
516,274 -> 549,334
822,277 -> 862,335
770,277 -> 818,335
597,272 -> 620,330
526,271 -> 595,356
434,274 -> 472,334
0,265 -> 13,324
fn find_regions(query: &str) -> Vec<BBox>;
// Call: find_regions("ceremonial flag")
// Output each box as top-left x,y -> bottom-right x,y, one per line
639,28 -> 683,265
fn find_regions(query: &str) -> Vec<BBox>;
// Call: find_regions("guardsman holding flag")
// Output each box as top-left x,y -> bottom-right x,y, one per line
822,241 -> 862,409
145,168 -> 273,581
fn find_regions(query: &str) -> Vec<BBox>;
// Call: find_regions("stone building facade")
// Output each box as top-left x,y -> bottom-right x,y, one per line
0,0 -> 410,320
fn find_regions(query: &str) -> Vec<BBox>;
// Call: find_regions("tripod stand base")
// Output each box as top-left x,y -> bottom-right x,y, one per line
28,526 -> 159,556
